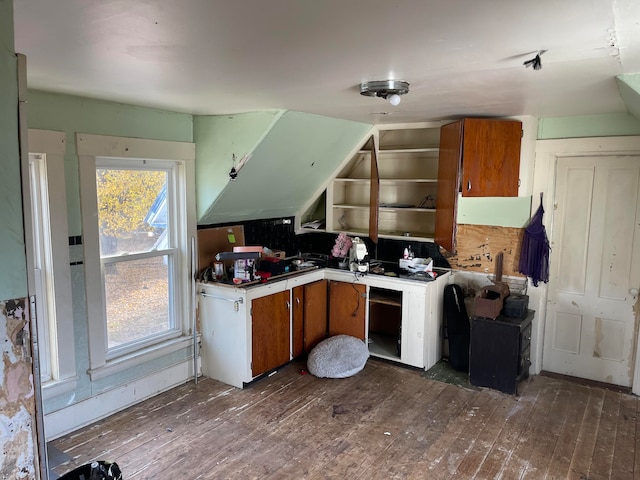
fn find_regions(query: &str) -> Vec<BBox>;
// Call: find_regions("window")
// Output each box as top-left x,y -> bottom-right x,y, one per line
78,134 -> 196,378
25,130 -> 77,397
96,162 -> 179,356
28,153 -> 54,381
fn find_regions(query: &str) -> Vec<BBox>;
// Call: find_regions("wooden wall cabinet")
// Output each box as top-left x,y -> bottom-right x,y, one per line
435,118 -> 522,253
251,290 -> 290,377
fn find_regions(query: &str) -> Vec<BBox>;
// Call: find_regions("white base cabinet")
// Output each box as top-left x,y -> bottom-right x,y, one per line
198,269 -> 449,388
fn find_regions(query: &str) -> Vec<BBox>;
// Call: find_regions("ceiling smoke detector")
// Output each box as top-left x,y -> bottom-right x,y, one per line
360,80 -> 409,105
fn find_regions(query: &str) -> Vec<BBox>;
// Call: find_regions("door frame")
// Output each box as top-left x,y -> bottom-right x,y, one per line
532,135 -> 640,394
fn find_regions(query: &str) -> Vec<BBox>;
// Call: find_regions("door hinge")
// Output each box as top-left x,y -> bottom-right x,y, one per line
521,129 -> 524,138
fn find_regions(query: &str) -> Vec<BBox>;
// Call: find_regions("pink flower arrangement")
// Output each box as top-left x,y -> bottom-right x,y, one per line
331,232 -> 353,258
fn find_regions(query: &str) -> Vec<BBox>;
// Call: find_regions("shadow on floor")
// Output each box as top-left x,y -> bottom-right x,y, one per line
423,358 -> 480,390
47,442 -> 72,479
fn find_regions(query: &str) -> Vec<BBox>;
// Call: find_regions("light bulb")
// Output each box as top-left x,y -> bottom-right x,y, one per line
388,94 -> 401,106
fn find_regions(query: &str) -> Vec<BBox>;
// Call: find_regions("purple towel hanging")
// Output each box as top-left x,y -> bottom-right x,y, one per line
519,193 -> 550,286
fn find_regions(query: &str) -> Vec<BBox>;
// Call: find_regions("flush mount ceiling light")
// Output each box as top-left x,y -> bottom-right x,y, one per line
360,80 -> 409,106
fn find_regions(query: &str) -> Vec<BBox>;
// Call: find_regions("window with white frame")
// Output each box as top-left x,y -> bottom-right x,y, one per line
25,130 -> 77,398
78,134 -> 196,377
97,160 -> 180,355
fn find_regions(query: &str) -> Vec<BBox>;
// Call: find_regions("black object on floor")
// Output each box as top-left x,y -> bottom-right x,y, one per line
58,460 -> 122,480
443,284 -> 470,371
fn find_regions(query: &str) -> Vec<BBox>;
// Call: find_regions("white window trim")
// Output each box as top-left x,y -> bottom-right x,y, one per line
77,133 -> 196,379
26,129 -> 77,393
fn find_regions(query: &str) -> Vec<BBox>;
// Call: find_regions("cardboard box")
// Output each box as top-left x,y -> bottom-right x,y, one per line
474,283 -> 510,319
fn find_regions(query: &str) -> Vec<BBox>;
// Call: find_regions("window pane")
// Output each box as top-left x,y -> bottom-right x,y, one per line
96,168 -> 168,256
104,256 -> 172,349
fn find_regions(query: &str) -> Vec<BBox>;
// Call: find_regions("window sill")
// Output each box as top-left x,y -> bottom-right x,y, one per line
87,335 -> 196,381
42,376 -> 79,401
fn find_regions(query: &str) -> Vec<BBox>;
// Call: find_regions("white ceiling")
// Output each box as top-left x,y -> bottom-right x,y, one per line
13,0 -> 640,125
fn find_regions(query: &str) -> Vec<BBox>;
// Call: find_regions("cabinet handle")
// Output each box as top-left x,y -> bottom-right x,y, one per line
296,297 -> 300,305
286,301 -> 291,310
467,180 -> 471,191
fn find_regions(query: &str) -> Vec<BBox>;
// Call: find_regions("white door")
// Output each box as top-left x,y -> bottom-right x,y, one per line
543,155 -> 640,386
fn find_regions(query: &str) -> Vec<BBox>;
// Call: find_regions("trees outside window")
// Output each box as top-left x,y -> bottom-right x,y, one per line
96,165 -> 178,352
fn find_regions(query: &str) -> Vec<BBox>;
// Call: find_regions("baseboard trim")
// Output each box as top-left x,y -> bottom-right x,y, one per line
539,370 -> 632,394
44,360 -> 194,440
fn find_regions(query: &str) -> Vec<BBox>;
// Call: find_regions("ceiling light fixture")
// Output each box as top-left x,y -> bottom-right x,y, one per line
360,80 -> 409,105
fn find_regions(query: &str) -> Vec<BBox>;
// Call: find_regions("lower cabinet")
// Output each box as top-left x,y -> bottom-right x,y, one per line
328,280 -> 366,340
469,311 -> 534,394
198,269 -> 449,388
251,290 -> 290,377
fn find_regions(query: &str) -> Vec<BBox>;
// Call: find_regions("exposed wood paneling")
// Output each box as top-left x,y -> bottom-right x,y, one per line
51,360 -> 640,480
196,225 -> 245,274
445,224 -> 524,277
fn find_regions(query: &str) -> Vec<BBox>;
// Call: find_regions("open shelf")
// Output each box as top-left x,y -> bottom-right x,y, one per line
369,290 -> 402,307
327,125 -> 442,241
368,332 -> 400,360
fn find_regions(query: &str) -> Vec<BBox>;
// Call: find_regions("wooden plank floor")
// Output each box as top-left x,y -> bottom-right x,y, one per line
51,359 -> 640,479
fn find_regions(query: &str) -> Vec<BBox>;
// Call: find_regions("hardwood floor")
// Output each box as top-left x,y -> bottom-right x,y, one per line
51,359 -> 640,479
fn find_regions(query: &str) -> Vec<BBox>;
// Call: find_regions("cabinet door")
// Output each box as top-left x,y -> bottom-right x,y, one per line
329,281 -> 366,340
251,291 -> 290,377
461,118 -> 522,197
435,120 -> 463,253
304,280 -> 328,352
292,286 -> 304,358
369,138 -> 379,243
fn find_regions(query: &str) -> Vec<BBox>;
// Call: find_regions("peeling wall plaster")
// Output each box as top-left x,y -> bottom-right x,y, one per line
0,299 -> 37,479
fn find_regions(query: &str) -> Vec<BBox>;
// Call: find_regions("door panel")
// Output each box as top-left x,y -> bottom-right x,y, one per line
435,121 -> 462,253
543,156 -> 640,386
251,291 -> 290,377
292,286 -> 304,358
304,280 -> 328,351
329,281 -> 366,340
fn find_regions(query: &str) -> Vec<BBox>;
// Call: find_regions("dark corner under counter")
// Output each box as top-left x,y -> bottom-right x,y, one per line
469,310 -> 534,395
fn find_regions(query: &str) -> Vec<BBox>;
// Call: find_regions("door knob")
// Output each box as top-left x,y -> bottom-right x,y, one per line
630,288 -> 639,297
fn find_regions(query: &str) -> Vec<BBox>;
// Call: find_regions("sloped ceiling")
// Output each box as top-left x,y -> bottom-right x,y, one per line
617,75 -> 640,121
197,111 -> 371,225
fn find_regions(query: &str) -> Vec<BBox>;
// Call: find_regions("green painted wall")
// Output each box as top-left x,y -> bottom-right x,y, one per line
537,112 -> 640,139
0,0 -> 27,301
198,110 -> 371,225
457,196 -> 532,227
194,110 -> 283,221
617,75 -> 640,121
27,91 -> 193,236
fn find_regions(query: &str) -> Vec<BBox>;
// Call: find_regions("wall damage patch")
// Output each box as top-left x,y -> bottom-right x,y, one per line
0,298 -> 37,478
